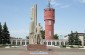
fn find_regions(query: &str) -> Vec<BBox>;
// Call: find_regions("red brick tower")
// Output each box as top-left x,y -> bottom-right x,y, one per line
44,0 -> 55,40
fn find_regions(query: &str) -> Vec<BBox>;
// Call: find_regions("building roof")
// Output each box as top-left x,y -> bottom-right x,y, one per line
72,33 -> 85,36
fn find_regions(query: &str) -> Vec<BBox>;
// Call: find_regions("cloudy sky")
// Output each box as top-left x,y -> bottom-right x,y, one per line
0,0 -> 85,38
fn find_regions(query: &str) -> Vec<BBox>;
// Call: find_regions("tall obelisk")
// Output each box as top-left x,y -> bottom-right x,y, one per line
29,4 -> 37,44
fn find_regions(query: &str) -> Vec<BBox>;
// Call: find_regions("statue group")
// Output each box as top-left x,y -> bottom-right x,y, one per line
29,4 -> 43,44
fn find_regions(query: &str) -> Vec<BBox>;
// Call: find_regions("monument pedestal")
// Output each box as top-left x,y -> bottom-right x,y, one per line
27,44 -> 47,51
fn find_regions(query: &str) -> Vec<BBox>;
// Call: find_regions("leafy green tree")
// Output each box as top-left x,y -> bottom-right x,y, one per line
2,22 -> 10,44
68,31 -> 75,45
41,30 -> 45,39
74,31 -> 81,45
0,22 -> 2,44
53,34 -> 59,39
40,30 -> 59,39
26,36 -> 29,39
68,31 -> 82,45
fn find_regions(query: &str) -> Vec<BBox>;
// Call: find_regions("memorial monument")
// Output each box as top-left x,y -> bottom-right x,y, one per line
29,4 -> 37,44
27,0 -> 55,51
29,4 -> 43,44
27,4 -> 47,51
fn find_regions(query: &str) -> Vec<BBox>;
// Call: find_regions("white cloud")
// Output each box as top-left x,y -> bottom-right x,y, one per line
73,0 -> 85,3
60,5 -> 70,8
50,0 -> 71,8
80,0 -> 85,3
50,0 -> 61,7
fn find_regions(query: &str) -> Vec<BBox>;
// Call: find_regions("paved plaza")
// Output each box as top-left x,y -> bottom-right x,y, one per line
0,46 -> 85,55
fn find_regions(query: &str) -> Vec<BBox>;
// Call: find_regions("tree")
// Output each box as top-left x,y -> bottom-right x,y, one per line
68,31 -> 81,45
53,34 -> 59,39
40,30 -> 59,39
0,22 -> 2,44
74,31 -> 81,45
41,30 -> 45,39
68,31 -> 75,45
2,22 -> 10,44
26,36 -> 29,39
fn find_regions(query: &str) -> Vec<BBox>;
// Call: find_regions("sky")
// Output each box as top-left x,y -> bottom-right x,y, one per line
0,0 -> 85,39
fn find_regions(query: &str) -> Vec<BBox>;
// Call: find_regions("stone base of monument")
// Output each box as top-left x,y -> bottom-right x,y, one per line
27,44 -> 47,51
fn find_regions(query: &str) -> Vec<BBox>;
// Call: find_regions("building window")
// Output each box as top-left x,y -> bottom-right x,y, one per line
61,42 -> 64,45
27,42 -> 29,45
13,41 -> 16,45
48,42 -> 51,45
22,42 -> 25,45
17,41 -> 20,45
13,40 -> 16,45
48,20 -> 51,25
57,42 -> 59,45
52,42 -> 55,45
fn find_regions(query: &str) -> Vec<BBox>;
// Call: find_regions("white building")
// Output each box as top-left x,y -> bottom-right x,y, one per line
10,33 -> 85,47
10,38 -> 68,46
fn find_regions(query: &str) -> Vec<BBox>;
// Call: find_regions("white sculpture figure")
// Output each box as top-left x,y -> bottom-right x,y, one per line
29,4 -> 37,44
36,23 -> 43,44
29,4 -> 43,44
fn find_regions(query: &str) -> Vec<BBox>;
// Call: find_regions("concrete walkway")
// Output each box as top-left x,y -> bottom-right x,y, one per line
0,46 -> 85,55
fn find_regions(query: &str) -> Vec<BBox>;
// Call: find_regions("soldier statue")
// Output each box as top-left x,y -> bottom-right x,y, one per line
36,23 -> 43,44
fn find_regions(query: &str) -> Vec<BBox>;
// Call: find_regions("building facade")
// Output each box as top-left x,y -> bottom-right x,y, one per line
10,38 -> 68,46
